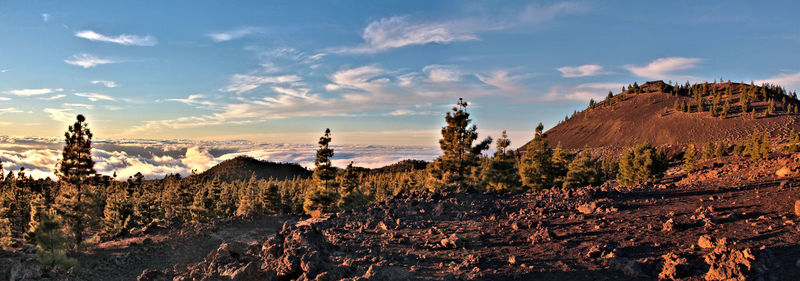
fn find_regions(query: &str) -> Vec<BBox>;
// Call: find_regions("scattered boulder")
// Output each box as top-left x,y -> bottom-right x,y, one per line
698,235 -> 715,249
776,167 -> 792,177
440,233 -> 462,249
795,200 -> 800,217
659,252 -> 689,280
662,218 -> 674,232
703,242 -> 755,281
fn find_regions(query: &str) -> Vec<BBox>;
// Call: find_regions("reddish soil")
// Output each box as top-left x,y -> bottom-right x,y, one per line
527,82 -> 800,151
70,215 -> 286,280
142,154 -> 800,280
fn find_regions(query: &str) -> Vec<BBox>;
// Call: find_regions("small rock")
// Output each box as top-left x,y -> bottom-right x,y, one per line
795,200 -> 800,217
662,218 -> 674,232
577,202 -> 597,215
659,252 -> 689,280
698,235 -> 715,249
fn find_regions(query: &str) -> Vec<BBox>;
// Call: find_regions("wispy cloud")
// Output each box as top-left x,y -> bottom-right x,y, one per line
756,71 -> 800,90
0,108 -> 24,114
556,64 -> 605,78
333,16 -> 478,54
75,92 -> 114,102
519,1 -> 588,24
75,30 -> 157,46
477,70 -> 527,94
207,27 -> 261,42
624,57 -> 701,80
423,65 -> 462,83
90,80 -> 118,88
43,108 -> 74,123
221,74 -> 302,93
333,2 -> 587,54
6,88 -> 63,96
64,53 -> 116,68
63,103 -> 94,110
38,94 -> 66,101
168,94 -> 216,107
542,82 -> 625,103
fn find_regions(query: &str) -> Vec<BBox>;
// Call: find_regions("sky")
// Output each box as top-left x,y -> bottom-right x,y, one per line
1,1 -> 800,178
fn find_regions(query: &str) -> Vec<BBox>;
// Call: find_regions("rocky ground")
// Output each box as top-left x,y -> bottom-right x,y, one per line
139,154 -> 800,281
4,154 -> 800,280
1,215 -> 286,281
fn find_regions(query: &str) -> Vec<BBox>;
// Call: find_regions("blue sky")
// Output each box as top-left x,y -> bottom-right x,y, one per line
1,0 -> 799,146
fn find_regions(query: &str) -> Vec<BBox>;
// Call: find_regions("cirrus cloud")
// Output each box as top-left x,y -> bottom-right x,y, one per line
75,30 -> 157,46
64,53 -> 116,68
624,57 -> 701,80
556,64 -> 605,78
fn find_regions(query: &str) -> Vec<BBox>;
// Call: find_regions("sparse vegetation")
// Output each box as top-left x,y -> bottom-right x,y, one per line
617,142 -> 668,186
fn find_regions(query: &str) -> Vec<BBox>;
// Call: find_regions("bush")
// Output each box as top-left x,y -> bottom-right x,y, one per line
617,143 -> 668,186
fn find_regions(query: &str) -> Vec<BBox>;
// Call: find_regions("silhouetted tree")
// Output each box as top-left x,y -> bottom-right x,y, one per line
313,128 -> 336,191
55,114 -> 98,249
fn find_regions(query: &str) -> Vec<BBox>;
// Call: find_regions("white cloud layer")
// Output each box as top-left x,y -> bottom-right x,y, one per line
624,57 -> 701,80
75,30 -> 157,46
556,64 -> 604,77
0,137 -> 439,180
64,54 -> 116,68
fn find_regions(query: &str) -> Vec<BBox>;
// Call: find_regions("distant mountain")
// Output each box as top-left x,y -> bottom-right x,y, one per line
522,80 -> 800,152
370,159 -> 429,174
198,156 -> 311,182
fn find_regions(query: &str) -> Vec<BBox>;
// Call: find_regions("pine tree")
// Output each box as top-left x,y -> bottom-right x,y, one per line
684,142 -> 697,173
519,123 -> 554,190
721,100 -> 730,118
29,198 -> 78,268
236,175 -> 258,216
563,150 -> 602,188
550,143 -> 572,187
427,98 -> 492,190
600,156 -> 619,181
715,140 -> 728,158
54,114 -> 98,248
702,142 -> 716,159
0,188 -> 13,249
102,188 -> 133,236
313,128 -> 336,191
481,130 -> 520,193
617,142 -> 668,186
337,162 -> 368,210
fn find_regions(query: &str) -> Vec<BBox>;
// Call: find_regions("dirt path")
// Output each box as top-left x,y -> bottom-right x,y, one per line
71,215 -> 287,281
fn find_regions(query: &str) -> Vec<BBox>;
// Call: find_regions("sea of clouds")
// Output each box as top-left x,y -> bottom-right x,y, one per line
0,136 -> 440,180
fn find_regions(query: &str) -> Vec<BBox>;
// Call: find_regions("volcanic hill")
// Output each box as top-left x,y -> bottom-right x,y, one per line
197,155 -> 311,182
527,81 -> 800,151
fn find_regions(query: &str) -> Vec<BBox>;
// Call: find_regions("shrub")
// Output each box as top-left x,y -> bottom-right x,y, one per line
617,143 -> 668,186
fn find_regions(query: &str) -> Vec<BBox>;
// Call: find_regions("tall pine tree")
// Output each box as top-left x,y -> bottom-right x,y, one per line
313,128 -> 336,191
427,98 -> 491,190
55,114 -> 98,249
